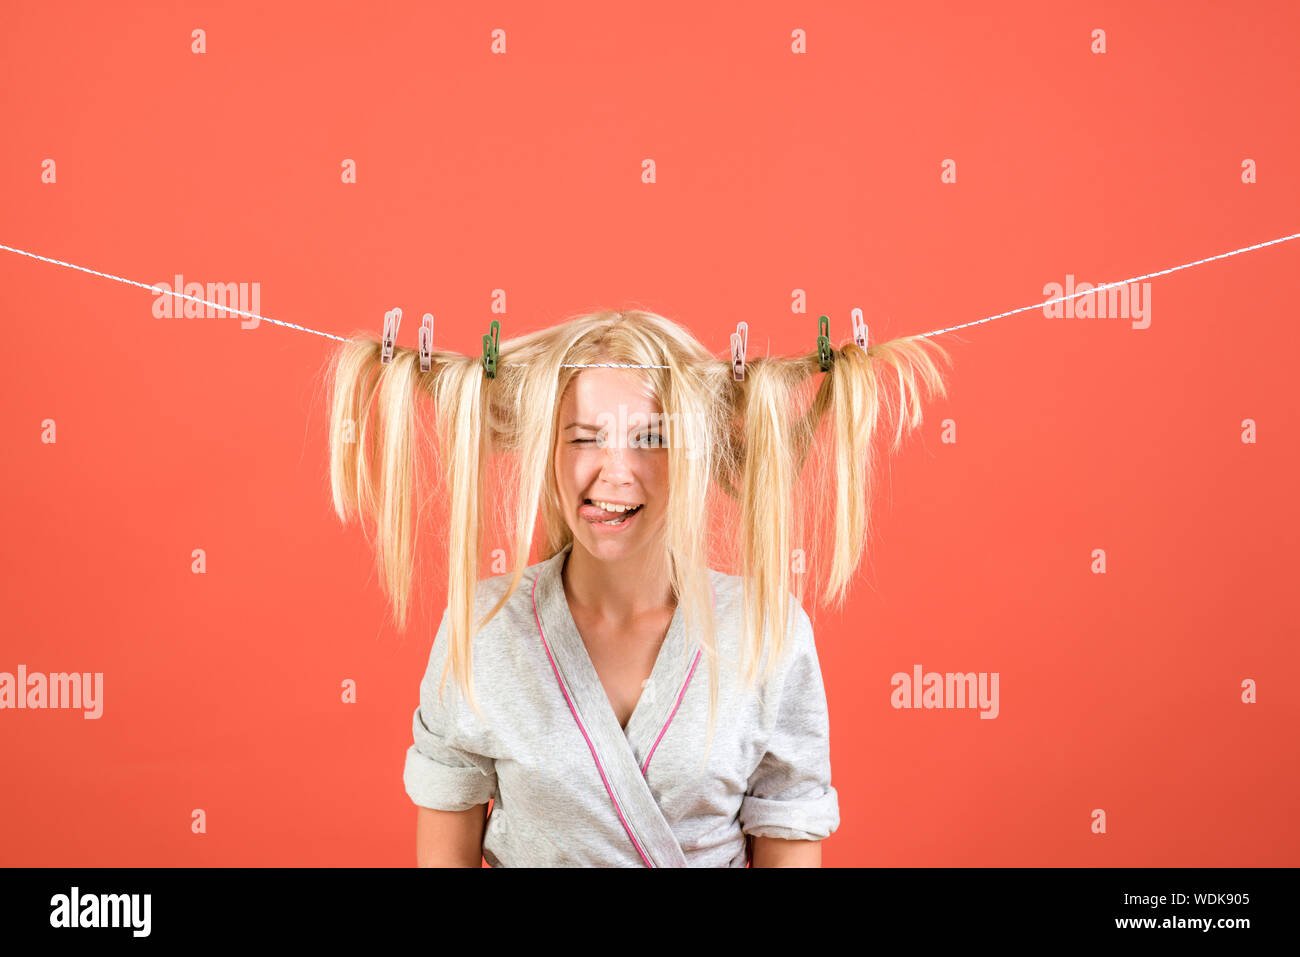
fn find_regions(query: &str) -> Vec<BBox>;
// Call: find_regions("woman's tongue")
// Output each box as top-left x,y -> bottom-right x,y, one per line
579,501 -> 641,522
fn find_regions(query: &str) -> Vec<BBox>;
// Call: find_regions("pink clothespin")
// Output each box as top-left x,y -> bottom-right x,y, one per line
380,307 -> 402,365
730,321 -> 748,381
418,313 -> 434,372
851,309 -> 868,349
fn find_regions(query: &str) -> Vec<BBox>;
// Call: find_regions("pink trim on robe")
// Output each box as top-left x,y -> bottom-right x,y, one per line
533,573 -> 716,866
533,573 -> 656,868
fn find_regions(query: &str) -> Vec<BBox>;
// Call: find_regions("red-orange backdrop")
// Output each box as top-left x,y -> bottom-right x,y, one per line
1,0 -> 1297,867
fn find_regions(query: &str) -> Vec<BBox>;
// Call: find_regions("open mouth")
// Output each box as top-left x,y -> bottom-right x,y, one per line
581,499 -> 644,527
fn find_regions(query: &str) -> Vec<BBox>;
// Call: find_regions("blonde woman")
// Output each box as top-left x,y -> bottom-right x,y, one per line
327,309 -> 947,867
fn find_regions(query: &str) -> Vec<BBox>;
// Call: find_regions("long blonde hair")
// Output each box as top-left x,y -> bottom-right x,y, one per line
326,309 -> 948,750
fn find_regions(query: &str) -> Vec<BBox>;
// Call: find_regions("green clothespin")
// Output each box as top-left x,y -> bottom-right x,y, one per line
481,319 -> 500,379
816,315 -> 832,371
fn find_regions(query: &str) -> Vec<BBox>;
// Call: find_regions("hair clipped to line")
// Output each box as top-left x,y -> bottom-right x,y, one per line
325,309 -> 949,759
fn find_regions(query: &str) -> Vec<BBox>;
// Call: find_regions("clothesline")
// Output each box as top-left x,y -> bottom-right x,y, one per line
2,233 -> 1296,367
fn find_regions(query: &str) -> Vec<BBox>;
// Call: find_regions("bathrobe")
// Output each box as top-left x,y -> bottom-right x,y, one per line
402,542 -> 840,867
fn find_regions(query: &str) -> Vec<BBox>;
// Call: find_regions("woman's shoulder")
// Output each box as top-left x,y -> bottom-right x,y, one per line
703,565 -> 816,669
425,557 -> 550,680
704,566 -> 813,628
466,550 -> 560,636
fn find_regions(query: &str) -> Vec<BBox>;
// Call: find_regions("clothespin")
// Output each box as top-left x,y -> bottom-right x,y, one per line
481,319 -> 500,379
730,321 -> 748,381
851,308 -> 868,349
816,315 -> 832,371
418,313 -> 434,372
380,307 -> 402,365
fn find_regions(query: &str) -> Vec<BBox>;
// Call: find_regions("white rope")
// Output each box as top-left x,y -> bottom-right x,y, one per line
5,232 -> 1296,361
0,243 -> 348,343
915,231 -> 1300,338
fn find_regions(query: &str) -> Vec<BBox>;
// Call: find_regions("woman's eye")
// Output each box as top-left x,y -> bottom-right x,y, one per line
569,434 -> 662,446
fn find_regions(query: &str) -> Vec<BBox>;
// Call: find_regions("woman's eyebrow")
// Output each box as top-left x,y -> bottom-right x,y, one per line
562,421 -> 659,430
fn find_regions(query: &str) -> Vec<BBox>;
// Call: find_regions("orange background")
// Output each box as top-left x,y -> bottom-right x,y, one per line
1,0 -> 1297,866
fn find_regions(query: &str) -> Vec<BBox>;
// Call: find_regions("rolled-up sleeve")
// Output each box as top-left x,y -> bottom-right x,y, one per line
739,606 -> 840,841
402,611 -> 497,812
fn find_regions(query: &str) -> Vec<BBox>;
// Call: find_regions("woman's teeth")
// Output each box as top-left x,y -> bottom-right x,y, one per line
584,500 -> 643,525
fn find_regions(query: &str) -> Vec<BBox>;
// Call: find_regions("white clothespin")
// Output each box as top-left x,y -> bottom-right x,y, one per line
380,307 -> 402,365
418,313 -> 434,372
730,321 -> 748,381
851,308 -> 868,349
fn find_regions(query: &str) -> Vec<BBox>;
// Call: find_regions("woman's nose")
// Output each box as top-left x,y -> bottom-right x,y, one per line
596,441 -> 633,478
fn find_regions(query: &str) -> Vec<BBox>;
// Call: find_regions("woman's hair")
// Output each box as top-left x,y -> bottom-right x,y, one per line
326,308 -> 948,753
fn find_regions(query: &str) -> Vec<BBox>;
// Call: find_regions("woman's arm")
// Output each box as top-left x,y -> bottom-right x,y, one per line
415,803 -> 489,867
750,836 -> 822,868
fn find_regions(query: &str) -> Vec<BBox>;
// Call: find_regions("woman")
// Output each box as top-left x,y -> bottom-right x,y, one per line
326,308 -> 947,866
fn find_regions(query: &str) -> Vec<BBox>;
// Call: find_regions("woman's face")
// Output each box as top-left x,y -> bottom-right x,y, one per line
554,368 -> 669,560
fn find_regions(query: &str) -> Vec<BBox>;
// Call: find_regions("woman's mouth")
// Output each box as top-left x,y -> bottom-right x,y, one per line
579,499 -> 644,529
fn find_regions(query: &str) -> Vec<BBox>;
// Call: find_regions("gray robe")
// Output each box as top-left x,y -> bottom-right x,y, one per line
403,542 -> 840,866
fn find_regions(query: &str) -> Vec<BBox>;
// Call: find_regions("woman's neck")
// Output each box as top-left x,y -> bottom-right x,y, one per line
561,542 -> 675,625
